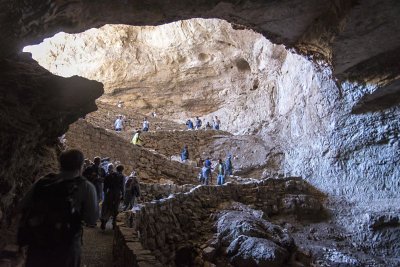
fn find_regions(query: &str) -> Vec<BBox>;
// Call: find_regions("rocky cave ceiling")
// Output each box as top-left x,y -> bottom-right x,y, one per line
1,2 -> 400,258
23,19 -> 284,118
2,0 -> 399,113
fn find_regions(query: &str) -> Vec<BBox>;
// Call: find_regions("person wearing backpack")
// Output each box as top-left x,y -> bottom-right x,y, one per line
217,159 -> 226,185
185,119 -> 194,130
131,130 -> 143,146
100,164 -> 125,230
181,145 -> 189,163
142,117 -> 150,132
83,156 -> 106,204
195,116 -> 202,130
201,162 -> 212,185
17,149 -> 98,267
130,173 -> 141,207
123,171 -> 141,210
225,154 -> 233,176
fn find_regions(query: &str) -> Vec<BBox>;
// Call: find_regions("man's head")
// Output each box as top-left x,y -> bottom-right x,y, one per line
116,165 -> 124,173
93,157 -> 101,165
59,149 -> 84,172
144,117 -> 147,121
219,159 -> 222,164
108,163 -> 114,172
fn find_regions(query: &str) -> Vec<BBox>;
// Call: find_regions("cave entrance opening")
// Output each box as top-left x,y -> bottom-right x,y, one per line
22,18 -> 288,135
22,17 -> 338,181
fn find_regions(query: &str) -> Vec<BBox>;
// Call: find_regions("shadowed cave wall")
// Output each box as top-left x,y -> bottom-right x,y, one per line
0,0 -> 399,250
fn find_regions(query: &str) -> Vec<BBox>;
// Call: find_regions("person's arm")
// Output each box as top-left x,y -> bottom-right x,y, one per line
120,175 -> 124,197
103,175 -> 110,193
81,181 -> 98,225
18,183 -> 36,213
136,181 -> 141,197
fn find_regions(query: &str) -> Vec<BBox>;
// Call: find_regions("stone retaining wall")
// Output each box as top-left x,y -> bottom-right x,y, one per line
66,119 -> 199,184
139,183 -> 195,203
117,177 -> 324,265
139,130 -> 231,161
113,223 -> 163,267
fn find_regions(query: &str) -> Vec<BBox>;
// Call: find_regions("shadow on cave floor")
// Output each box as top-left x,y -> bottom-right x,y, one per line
81,222 -> 114,267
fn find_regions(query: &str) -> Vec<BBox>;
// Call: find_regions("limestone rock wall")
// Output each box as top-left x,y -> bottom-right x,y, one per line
139,130 -> 229,160
121,178 -> 322,265
0,55 -> 103,230
26,20 -> 400,207
66,119 -> 199,184
139,183 -> 195,203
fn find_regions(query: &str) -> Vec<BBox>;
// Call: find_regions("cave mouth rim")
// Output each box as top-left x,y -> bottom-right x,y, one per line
20,18 -> 287,124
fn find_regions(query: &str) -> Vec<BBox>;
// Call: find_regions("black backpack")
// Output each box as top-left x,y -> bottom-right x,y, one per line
18,174 -> 85,248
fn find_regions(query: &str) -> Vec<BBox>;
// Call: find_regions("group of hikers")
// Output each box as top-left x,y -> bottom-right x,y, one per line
82,156 -> 141,228
18,149 -> 141,267
17,148 -> 234,266
186,115 -> 221,130
181,145 -> 233,186
116,114 -> 221,133
199,154 -> 233,185
114,115 -> 150,133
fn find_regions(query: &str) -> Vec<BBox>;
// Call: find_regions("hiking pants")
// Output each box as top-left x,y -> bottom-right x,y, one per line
217,174 -> 225,185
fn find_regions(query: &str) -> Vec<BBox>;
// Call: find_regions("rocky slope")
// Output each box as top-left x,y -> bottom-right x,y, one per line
25,20 -> 400,208
0,0 -> 399,264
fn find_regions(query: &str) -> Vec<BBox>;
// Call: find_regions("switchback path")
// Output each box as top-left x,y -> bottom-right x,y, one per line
81,223 -> 114,267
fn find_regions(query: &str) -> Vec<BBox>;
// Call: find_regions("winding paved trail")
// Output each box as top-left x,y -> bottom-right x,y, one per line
81,223 -> 114,267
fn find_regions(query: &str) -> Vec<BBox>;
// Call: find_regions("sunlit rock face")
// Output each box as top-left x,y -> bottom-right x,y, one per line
25,19 -> 268,118
26,19 -> 400,210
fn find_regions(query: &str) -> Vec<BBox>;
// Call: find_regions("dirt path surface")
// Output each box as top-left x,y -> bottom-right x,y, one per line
81,223 -> 114,267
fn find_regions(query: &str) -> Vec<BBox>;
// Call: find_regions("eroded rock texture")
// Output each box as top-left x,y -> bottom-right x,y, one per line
0,54 -> 103,229
25,20 -> 400,207
0,0 -> 399,264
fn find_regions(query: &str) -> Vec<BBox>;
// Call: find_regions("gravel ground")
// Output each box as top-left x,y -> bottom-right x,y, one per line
81,222 -> 114,267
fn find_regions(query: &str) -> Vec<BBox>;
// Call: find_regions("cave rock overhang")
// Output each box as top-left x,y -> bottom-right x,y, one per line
23,14 -> 400,116
22,19 -> 279,119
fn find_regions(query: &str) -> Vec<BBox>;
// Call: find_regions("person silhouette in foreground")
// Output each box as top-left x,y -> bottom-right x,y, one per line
18,149 -> 98,267
100,164 -> 124,230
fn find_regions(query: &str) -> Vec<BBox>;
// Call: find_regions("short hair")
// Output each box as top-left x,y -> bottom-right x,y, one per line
93,157 -> 101,164
59,149 -> 84,171
116,165 -> 124,172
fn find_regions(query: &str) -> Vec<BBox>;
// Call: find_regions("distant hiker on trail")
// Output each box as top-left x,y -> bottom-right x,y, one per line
186,119 -> 194,130
205,157 -> 212,169
142,117 -> 149,132
117,100 -> 123,108
213,116 -> 221,130
114,115 -> 124,132
225,154 -> 233,176
181,145 -> 189,163
83,156 -> 106,204
205,121 -> 212,130
152,111 -> 157,118
101,164 -> 124,230
195,116 -> 202,130
217,159 -> 226,185
131,130 -> 143,146
123,171 -> 141,210
17,149 -> 98,267
201,162 -> 212,185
